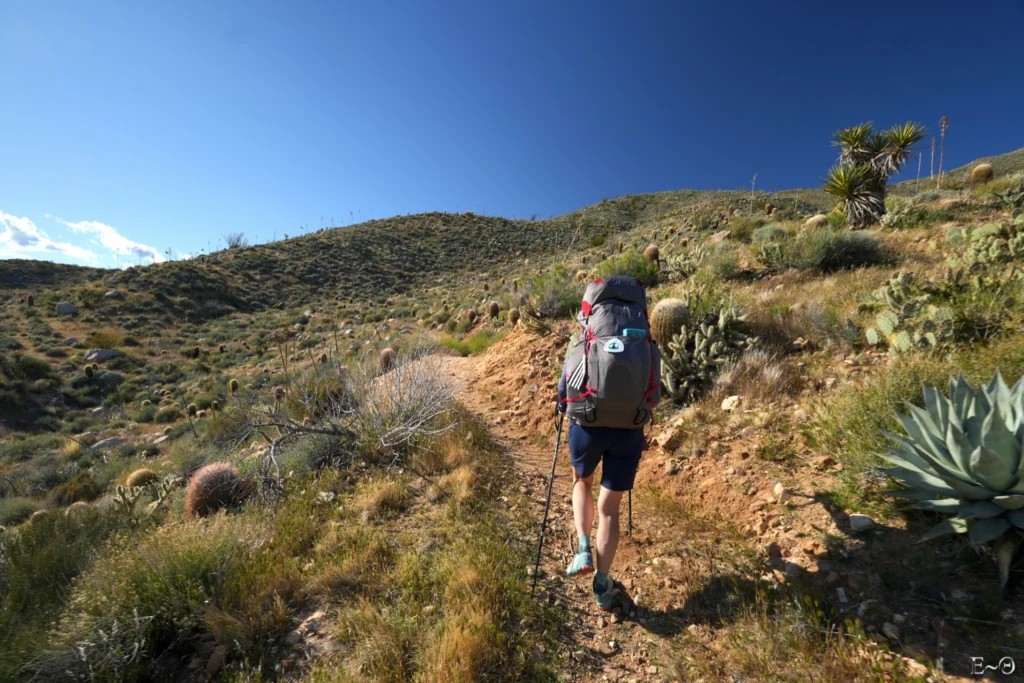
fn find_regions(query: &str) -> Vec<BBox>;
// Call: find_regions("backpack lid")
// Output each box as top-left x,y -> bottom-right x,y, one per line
579,276 -> 648,321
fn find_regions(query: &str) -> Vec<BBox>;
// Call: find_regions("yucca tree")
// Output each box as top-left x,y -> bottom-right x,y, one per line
824,121 -> 927,228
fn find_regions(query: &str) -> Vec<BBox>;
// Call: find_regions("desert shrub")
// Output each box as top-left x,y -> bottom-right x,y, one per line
0,338 -> 22,351
751,224 -> 787,243
153,406 -> 181,423
278,434 -> 355,473
594,249 -> 660,285
355,479 -> 409,520
707,246 -> 741,280
48,472 -> 102,506
440,329 -> 506,357
183,461 -> 254,518
25,515 -> 261,681
83,331 -> 121,349
0,496 -> 40,526
15,356 -> 52,380
523,264 -> 584,319
0,506 -> 135,678
727,215 -> 766,243
785,230 -> 890,272
133,404 -> 157,423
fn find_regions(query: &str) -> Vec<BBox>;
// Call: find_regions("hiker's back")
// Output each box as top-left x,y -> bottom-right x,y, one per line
562,276 -> 661,429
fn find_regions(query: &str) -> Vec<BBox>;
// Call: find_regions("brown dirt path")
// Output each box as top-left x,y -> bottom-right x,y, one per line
441,340 -> 679,683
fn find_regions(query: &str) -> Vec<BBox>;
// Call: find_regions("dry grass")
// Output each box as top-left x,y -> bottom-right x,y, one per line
355,479 -> 409,521
709,349 -> 801,406
424,605 -> 497,682
332,599 -> 418,682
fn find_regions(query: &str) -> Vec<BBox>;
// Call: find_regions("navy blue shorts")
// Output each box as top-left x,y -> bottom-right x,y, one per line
568,422 -> 644,492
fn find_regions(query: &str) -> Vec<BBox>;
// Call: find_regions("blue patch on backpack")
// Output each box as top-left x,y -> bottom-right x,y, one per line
605,339 -> 624,353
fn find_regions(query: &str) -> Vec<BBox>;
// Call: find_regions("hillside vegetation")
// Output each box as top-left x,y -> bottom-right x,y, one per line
2,145 -> 1024,681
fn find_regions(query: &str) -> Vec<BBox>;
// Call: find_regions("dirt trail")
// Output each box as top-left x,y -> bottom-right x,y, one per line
441,341 -> 674,683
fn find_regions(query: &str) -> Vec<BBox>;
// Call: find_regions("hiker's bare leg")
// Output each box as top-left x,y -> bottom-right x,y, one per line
572,473 -> 595,543
595,487 -> 624,574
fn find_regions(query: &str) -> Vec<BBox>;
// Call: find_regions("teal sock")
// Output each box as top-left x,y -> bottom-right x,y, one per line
578,535 -> 591,552
595,572 -> 610,588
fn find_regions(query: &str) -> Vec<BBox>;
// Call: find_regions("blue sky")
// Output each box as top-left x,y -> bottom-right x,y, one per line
2,1 -> 1023,267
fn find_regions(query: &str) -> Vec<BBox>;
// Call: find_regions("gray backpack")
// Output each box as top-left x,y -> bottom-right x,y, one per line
563,276 -> 662,429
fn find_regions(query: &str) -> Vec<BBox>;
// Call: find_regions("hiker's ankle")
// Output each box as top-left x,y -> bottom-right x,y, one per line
578,535 -> 591,551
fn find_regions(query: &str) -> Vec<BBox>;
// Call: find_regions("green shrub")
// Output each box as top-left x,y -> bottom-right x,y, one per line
594,249 -> 660,285
0,496 -> 41,526
15,356 -> 52,380
524,265 -> 584,319
0,338 -> 23,351
48,472 -> 102,506
751,224 -> 787,243
153,406 -> 181,423
787,229 -> 890,272
133,404 -> 157,423
440,330 -> 507,357
726,216 -> 766,243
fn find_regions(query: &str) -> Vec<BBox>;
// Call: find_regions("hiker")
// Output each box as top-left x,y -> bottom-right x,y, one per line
556,276 -> 661,610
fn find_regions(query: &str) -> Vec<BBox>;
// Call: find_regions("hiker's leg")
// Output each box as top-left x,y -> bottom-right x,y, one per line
568,423 -> 601,545
595,428 -> 645,575
572,472 -> 595,542
595,487 -> 624,573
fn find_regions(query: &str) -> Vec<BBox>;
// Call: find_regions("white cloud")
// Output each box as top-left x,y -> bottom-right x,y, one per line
59,218 -> 166,264
0,211 -> 99,262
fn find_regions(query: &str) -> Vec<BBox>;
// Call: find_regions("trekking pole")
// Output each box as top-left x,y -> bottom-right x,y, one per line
532,412 -> 566,595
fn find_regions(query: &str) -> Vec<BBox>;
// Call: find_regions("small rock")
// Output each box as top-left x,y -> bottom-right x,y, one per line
793,408 -> 809,421
572,650 -> 585,663
664,459 -> 681,475
64,337 -> 80,346
55,301 -> 77,315
721,395 -> 742,412
784,562 -> 802,578
814,455 -> 835,469
826,572 -> 840,584
893,613 -> 906,625
764,542 -> 783,558
103,289 -> 122,299
422,605 -> 436,615
84,348 -> 123,362
882,622 -> 900,641
92,437 -> 125,450
206,645 -> 228,678
647,665 -> 659,675
849,514 -> 875,532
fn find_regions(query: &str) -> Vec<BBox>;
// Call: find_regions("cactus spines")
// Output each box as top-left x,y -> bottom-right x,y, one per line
141,399 -> 152,407
272,386 -> 286,402
126,468 -> 159,487
187,403 -> 198,417
649,298 -> 691,346
65,501 -> 90,517
183,462 -> 254,518
380,347 -> 397,371
28,509 -> 49,525
643,245 -> 660,262
508,308 -> 520,325
229,378 -> 240,394
970,163 -> 994,185
84,365 -> 94,378
487,302 -> 500,319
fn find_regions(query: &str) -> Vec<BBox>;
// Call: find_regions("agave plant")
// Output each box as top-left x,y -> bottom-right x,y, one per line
879,371 -> 1024,594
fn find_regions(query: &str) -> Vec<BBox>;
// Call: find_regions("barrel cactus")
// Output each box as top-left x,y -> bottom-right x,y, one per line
183,462 -> 255,518
187,403 -> 198,417
126,468 -> 159,487
229,378 -> 240,394
970,163 -> 995,185
508,308 -> 520,325
805,214 -> 830,230
272,386 -> 286,402
26,294 -> 34,306
380,347 -> 397,371
643,245 -> 660,262
650,298 -> 691,346
487,302 -> 500,319
880,371 -> 1024,594
84,365 -> 94,378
